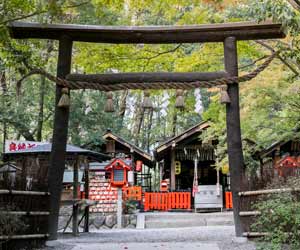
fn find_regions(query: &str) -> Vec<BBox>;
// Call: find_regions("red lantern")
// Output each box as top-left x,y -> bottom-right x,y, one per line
160,180 -> 169,192
105,158 -> 132,187
136,160 -> 143,172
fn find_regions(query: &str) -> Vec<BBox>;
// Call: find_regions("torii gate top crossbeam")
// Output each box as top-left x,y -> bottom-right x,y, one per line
9,21 -> 285,44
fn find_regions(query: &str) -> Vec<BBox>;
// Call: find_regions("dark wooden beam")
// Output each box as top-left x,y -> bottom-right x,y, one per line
48,36 -> 72,240
66,71 -> 228,85
170,149 -> 176,191
72,156 -> 79,236
8,21 -> 285,44
84,158 -> 89,233
224,37 -> 245,237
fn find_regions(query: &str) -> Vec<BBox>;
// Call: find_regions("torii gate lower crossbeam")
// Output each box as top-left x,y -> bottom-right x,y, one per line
8,21 -> 286,240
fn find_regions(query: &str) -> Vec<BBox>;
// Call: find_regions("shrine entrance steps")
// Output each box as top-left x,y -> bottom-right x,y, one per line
144,211 -> 234,229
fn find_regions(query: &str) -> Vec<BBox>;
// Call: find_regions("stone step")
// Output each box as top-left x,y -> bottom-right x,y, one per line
145,212 -> 233,220
144,212 -> 234,229
145,218 -> 234,228
145,219 -> 205,228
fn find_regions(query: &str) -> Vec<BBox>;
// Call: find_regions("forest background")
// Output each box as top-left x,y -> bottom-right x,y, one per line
1,0 -> 300,170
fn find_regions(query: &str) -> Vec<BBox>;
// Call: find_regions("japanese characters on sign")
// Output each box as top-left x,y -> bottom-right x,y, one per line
4,140 -> 47,153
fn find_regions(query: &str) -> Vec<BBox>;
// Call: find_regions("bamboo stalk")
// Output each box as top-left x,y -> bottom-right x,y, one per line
11,190 -> 50,195
239,211 -> 261,216
0,234 -> 49,240
0,211 -> 50,216
239,188 -> 300,197
243,232 -> 296,237
243,232 -> 269,237
0,189 -> 50,195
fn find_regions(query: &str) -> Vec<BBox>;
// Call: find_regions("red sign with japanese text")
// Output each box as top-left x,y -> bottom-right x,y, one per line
5,140 -> 47,153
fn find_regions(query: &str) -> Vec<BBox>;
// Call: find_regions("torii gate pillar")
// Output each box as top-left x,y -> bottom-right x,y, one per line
224,36 -> 245,237
48,36 -> 73,240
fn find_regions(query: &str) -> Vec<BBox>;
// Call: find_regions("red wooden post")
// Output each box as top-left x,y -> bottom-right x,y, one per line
144,193 -> 149,211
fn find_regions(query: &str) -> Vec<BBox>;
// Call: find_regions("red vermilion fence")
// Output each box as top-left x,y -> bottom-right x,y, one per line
123,186 -> 142,201
144,192 -> 191,211
225,191 -> 233,209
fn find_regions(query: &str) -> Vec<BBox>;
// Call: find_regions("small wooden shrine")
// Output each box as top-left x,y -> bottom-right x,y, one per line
154,121 -> 216,190
2,142 -> 110,238
259,139 -> 300,180
3,143 -> 110,191
102,130 -> 154,190
153,121 -> 230,210
102,130 -> 153,166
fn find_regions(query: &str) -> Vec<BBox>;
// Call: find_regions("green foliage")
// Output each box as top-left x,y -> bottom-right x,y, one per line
124,199 -> 139,214
252,178 -> 300,250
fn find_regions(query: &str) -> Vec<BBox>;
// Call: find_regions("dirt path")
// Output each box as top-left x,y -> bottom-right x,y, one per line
43,226 -> 257,250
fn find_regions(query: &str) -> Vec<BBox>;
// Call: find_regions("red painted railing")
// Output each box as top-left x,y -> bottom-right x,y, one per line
144,192 -> 191,211
123,186 -> 142,201
225,191 -> 233,209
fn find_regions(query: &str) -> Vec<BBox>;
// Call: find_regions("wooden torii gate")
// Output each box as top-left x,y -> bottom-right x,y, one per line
8,21 -> 285,240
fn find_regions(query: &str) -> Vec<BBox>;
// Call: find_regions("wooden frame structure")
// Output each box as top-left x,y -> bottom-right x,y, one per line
102,130 -> 153,167
154,121 -> 212,190
8,21 -> 285,239
3,143 -> 110,237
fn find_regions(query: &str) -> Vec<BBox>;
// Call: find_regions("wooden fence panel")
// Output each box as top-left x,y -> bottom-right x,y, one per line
143,192 -> 191,211
238,188 -> 300,237
0,190 -> 50,249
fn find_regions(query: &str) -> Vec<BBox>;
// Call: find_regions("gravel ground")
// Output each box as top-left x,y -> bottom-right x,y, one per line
39,226 -> 257,250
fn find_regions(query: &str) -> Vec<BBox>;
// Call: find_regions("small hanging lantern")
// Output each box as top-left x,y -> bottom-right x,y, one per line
104,91 -> 115,112
175,89 -> 184,109
58,87 -> 70,108
220,85 -> 231,104
142,90 -> 153,109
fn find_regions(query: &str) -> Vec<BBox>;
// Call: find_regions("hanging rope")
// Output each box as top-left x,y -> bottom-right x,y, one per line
17,51 -> 278,92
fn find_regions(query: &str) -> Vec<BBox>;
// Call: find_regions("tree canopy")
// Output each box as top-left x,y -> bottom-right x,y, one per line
1,0 -> 300,170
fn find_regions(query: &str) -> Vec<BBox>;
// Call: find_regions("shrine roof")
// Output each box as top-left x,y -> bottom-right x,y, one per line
154,121 -> 211,159
5,143 -> 110,162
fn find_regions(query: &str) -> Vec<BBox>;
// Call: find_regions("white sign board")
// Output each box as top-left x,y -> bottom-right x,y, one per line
5,140 -> 47,153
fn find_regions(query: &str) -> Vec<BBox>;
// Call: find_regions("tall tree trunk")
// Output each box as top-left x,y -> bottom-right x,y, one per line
0,71 -> 7,93
132,95 -> 144,146
36,75 -> 46,141
1,70 -> 7,154
171,111 -> 177,137
36,40 -> 53,141
118,90 -> 128,124
141,111 -> 147,149
146,108 -> 153,153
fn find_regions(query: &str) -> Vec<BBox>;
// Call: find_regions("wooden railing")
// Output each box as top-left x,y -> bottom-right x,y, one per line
0,189 -> 50,249
239,188 -> 300,237
144,192 -> 191,211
